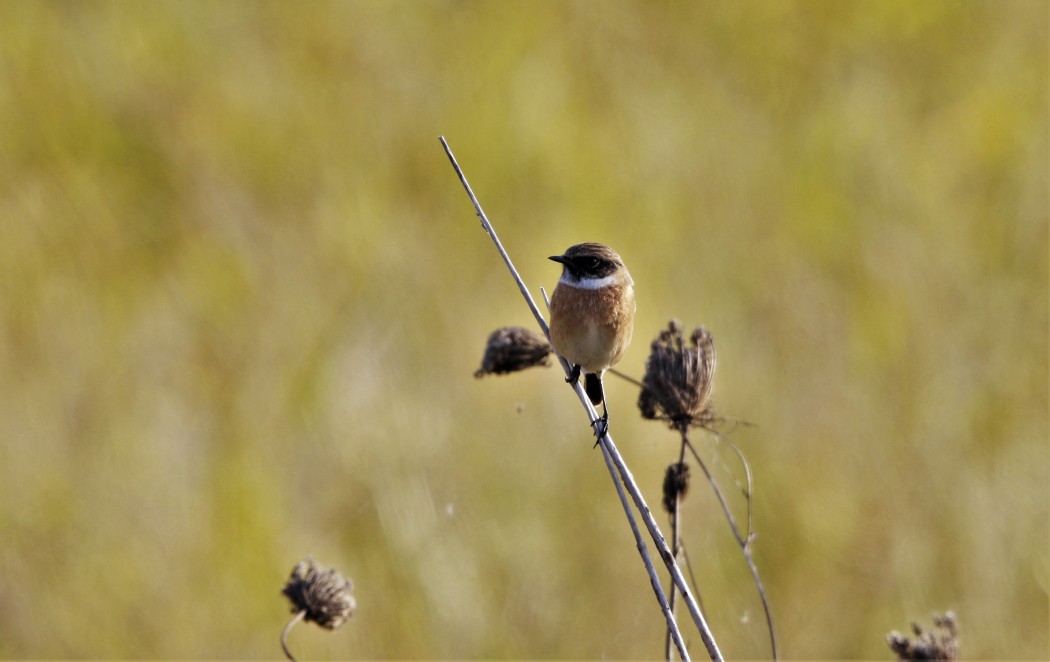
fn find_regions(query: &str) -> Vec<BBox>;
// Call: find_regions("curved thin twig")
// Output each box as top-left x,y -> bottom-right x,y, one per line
684,438 -> 748,546
709,430 -> 755,541
685,435 -> 777,660
281,609 -> 306,661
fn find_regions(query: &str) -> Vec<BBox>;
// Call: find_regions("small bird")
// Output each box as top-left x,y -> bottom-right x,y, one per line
548,243 -> 636,440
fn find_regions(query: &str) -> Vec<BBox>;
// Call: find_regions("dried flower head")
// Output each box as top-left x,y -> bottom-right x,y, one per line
638,321 -> 717,431
474,326 -> 552,377
662,462 -> 691,513
886,612 -> 958,661
282,557 -> 356,630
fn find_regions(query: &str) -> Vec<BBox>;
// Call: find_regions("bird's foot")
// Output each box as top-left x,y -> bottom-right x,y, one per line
591,413 -> 609,447
565,363 -> 581,386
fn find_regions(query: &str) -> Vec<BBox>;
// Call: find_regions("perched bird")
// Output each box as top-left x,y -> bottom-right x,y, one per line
548,243 -> 636,440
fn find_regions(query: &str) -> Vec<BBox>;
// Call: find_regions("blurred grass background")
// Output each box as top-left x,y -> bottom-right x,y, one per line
0,0 -> 1046,658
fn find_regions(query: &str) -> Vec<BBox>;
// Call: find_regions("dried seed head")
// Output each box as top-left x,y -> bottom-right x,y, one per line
282,557 -> 356,630
638,385 -> 658,420
474,326 -> 552,377
886,612 -> 958,661
638,321 -> 717,431
662,462 -> 691,513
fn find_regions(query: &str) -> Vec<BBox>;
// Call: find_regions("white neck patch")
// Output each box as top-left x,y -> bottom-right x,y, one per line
560,272 -> 619,290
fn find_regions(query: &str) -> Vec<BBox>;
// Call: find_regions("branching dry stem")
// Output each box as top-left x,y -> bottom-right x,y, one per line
685,433 -> 777,660
441,136 -> 722,662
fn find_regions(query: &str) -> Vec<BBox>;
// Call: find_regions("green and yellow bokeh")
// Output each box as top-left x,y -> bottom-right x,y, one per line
0,1 -> 1046,658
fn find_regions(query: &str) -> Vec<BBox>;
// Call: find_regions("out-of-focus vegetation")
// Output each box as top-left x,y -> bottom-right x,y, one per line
0,1 -> 1045,658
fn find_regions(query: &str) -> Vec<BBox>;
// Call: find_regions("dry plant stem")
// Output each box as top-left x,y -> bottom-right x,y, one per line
599,434 -> 690,661
440,136 -> 721,662
541,288 -> 693,662
664,495 -> 679,662
439,138 -> 549,334
604,427 -> 722,661
685,439 -> 748,546
281,609 -> 306,662
679,544 -> 705,615
686,437 -> 778,660
665,439 -> 687,662
608,367 -> 645,389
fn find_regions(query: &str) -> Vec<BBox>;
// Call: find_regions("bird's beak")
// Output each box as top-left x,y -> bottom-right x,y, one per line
549,255 -> 566,264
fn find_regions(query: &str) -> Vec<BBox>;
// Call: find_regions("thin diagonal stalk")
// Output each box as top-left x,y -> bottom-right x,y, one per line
608,367 -> 645,389
602,430 -> 720,661
600,431 -> 690,661
441,136 -> 721,661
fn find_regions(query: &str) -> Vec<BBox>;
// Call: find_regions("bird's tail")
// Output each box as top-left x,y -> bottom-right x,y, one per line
584,372 -> 604,406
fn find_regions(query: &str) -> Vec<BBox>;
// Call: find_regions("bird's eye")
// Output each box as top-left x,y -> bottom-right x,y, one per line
587,257 -> 601,269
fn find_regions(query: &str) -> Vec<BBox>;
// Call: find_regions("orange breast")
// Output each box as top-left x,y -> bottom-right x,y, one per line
549,282 -> 635,373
